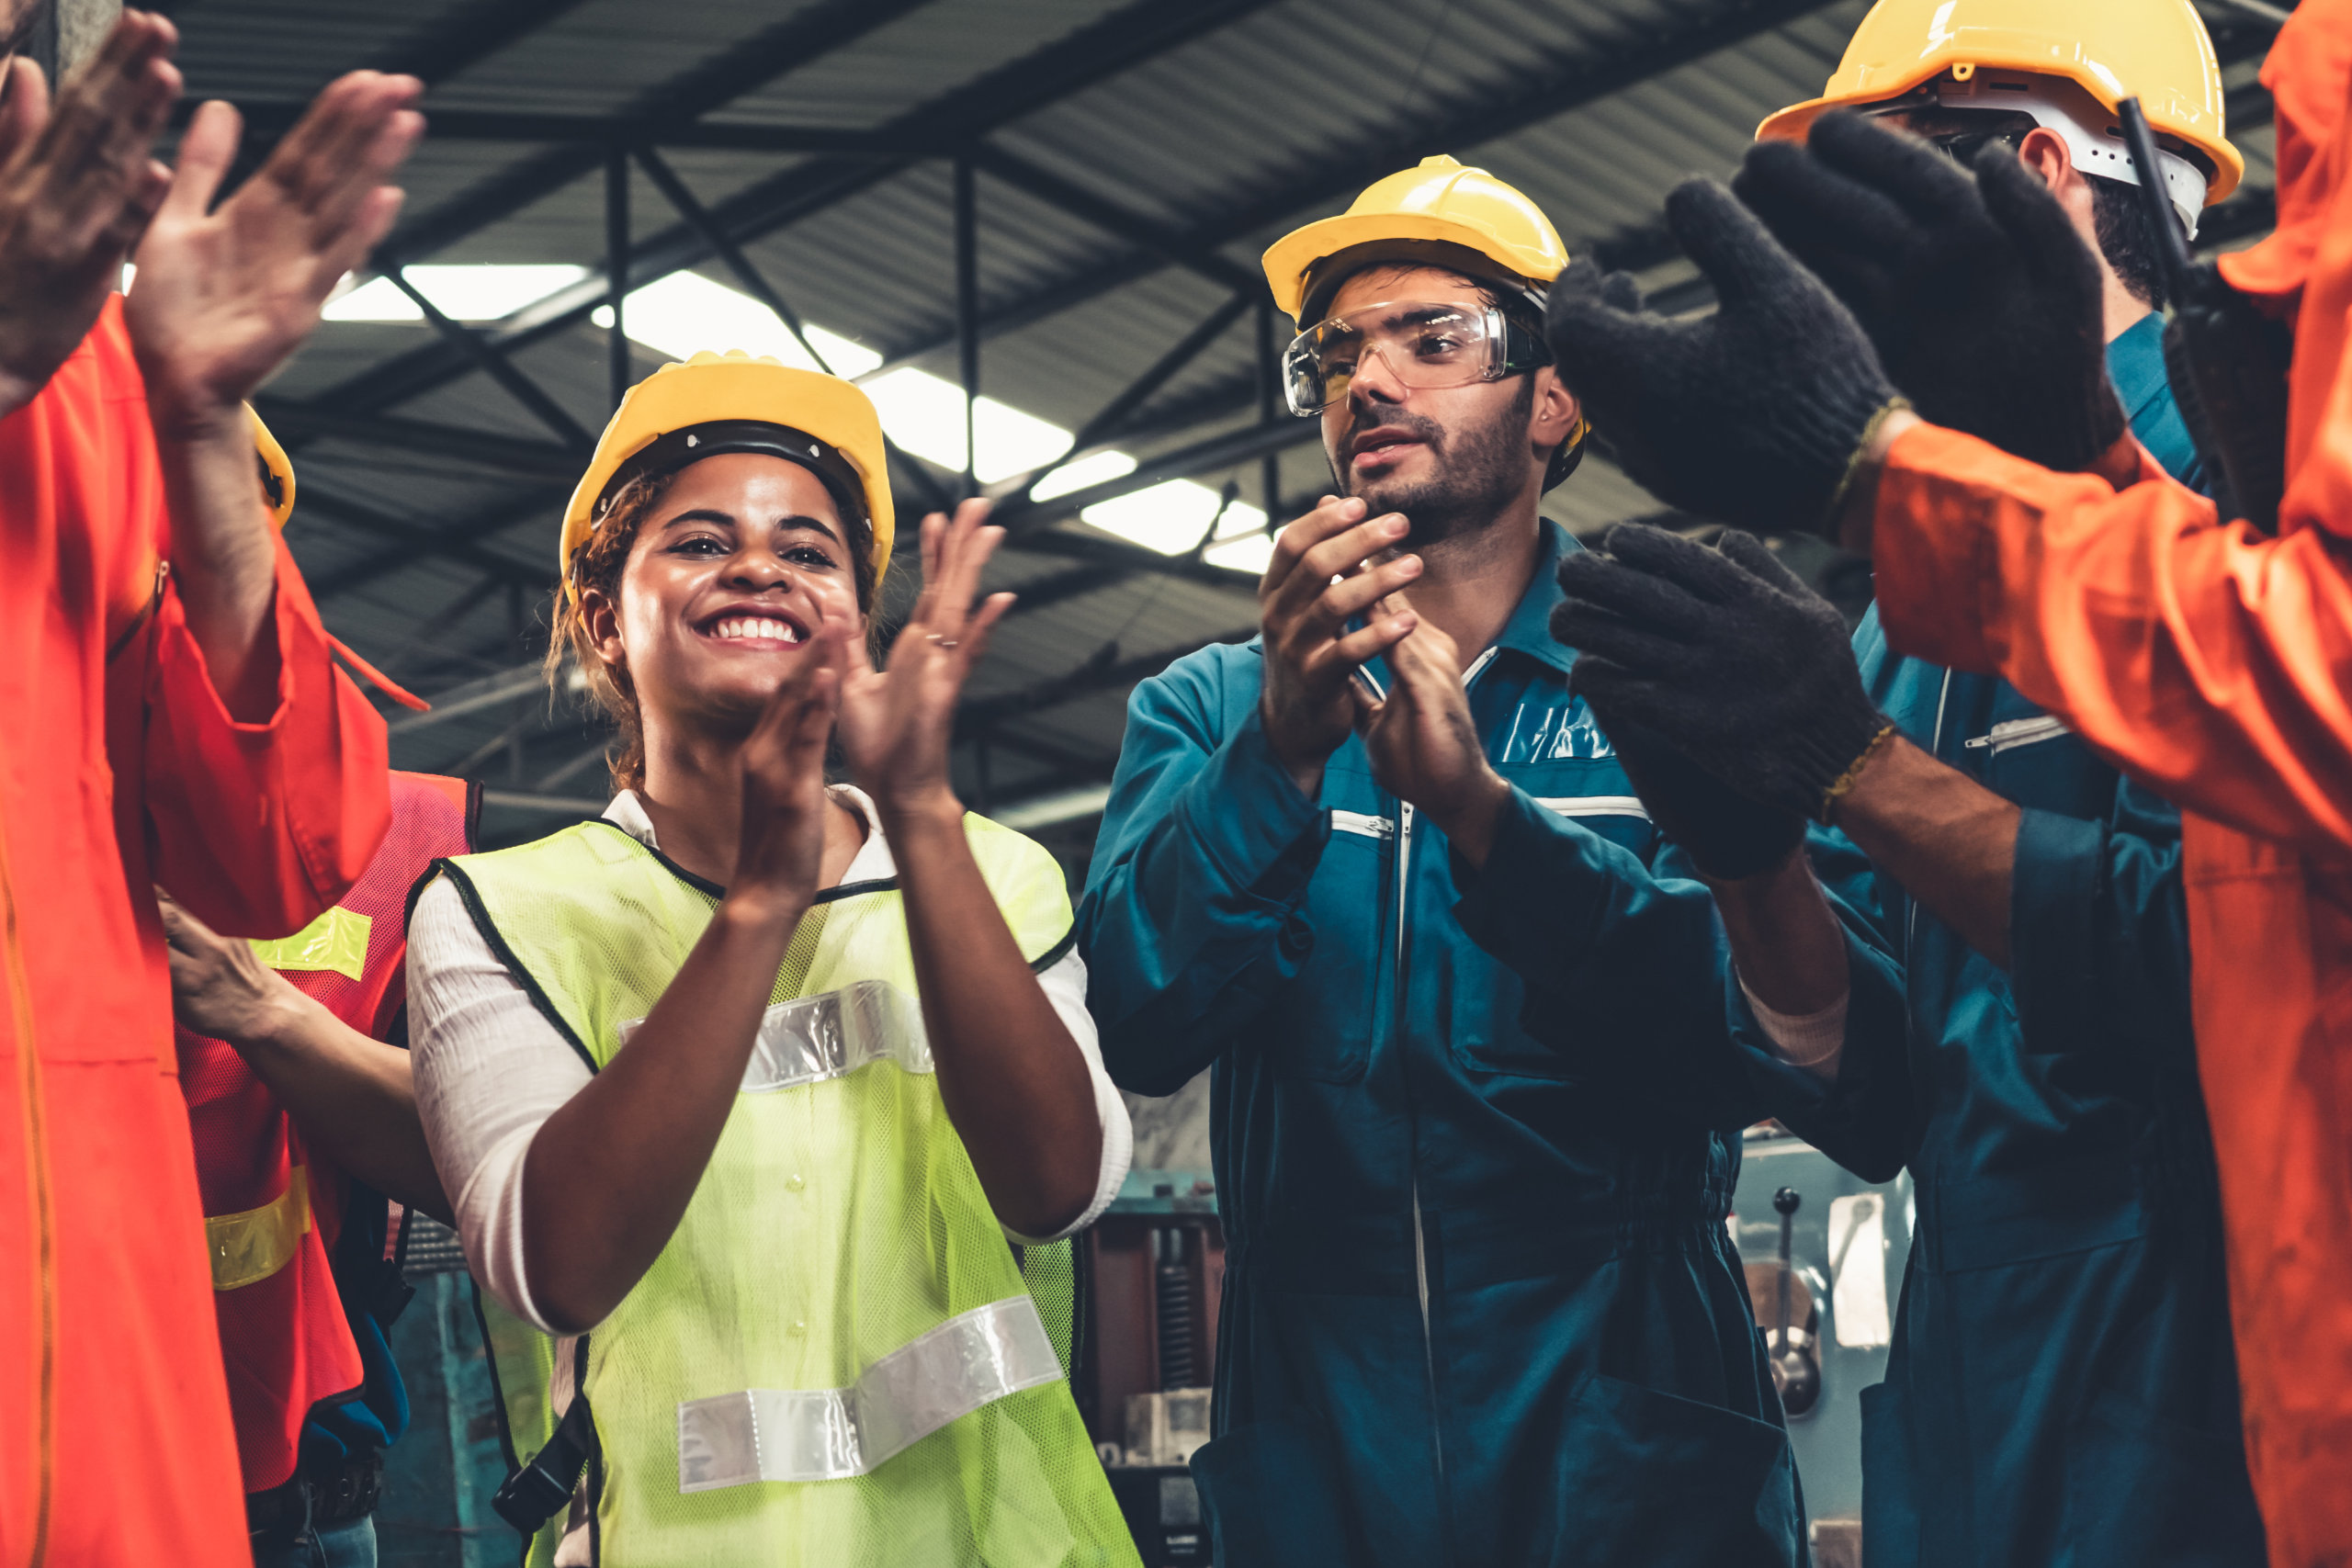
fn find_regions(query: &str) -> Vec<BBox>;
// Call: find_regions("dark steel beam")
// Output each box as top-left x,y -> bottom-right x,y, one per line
967,145 -> 1259,293
368,0 -> 602,83
293,487 -> 551,593
384,268 -> 594,450
865,0 -> 1850,380
212,105 -> 932,155
252,397 -> 582,480
1013,290 -> 1254,502
317,0 -> 1288,422
377,573 -> 509,679
955,156 -> 981,498
306,488 -> 562,600
1002,527 -> 1258,591
992,417 -> 1319,537
628,146 -> 951,513
370,0 -> 940,273
605,149 -> 630,412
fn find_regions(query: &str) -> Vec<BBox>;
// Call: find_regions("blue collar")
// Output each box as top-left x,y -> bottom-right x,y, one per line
1344,519 -> 1577,685
1488,519 -> 1577,678
2107,310 -> 2171,424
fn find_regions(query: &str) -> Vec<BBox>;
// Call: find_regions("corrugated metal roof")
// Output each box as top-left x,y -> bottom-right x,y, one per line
160,0 -> 2284,844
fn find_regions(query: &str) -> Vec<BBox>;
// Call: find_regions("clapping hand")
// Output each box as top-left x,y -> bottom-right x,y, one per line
1545,178 -> 1900,538
835,499 -> 1014,826
0,10 -> 178,416
1348,603 -> 1510,866
125,69 -> 421,441
1732,112 -> 2124,474
1255,496 -> 1423,797
731,600 -> 847,916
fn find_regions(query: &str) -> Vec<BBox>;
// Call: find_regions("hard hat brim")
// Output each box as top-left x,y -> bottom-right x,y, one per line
560,355 -> 896,607
1264,211 -> 1560,323
248,405 -> 297,531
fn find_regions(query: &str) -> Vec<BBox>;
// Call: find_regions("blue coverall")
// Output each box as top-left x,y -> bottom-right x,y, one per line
1733,313 -> 2265,1566
1080,523 -> 1905,1567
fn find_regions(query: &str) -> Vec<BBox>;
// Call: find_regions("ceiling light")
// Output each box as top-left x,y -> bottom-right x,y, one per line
1081,480 -> 1267,558
1030,449 -> 1137,502
860,367 -> 1075,483
589,271 -> 881,376
323,265 -> 591,321
318,265 -> 1254,554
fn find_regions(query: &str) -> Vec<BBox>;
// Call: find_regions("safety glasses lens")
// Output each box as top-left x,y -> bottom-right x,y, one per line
1283,302 -> 1498,414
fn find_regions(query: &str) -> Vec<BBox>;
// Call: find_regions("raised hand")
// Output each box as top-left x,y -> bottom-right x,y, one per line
1732,111 -> 2123,473
1544,178 -> 1901,538
1553,525 -> 1890,823
125,70 -> 422,440
730,603 -> 845,915
0,10 -> 178,415
835,499 -> 1014,825
1585,710 -> 1804,883
1347,604 -> 1510,865
1256,495 -> 1422,796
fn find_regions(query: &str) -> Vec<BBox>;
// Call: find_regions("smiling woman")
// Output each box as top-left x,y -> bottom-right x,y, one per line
403,352 -> 1139,1566
548,454 -> 880,795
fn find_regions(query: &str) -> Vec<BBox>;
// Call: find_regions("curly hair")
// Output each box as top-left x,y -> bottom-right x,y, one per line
546,466 -> 880,793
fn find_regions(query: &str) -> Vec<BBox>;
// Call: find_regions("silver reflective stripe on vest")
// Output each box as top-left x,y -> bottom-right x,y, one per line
675,1296 -> 1062,1491
618,978 -> 932,1094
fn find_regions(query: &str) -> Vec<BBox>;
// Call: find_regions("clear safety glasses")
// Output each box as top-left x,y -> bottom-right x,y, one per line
1281,299 -> 1551,416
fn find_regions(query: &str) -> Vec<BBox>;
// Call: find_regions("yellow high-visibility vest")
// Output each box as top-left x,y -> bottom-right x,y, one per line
435,812 -> 1133,1566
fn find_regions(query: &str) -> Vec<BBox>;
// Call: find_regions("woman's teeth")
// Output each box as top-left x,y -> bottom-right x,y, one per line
709,616 -> 803,643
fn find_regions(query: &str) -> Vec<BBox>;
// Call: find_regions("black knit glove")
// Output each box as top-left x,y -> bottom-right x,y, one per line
1552,525 -> 1891,822
1545,177 -> 1903,537
1732,111 -> 2126,473
1593,709 -> 1806,881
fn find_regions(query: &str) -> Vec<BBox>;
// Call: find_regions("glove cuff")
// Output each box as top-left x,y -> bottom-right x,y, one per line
1816,721 -> 1899,823
1819,398 -> 1913,533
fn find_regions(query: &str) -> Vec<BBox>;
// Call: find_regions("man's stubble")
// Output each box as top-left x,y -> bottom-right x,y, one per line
1345,378 -> 1537,551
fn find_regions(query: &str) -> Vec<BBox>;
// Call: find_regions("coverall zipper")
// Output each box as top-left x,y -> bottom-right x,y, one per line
1962,713 -> 2071,756
1382,647 -> 1498,1500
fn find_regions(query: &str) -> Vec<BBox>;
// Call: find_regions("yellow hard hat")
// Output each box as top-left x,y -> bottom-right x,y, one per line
1261,155 -> 1588,485
1261,154 -> 1573,327
1758,0 -> 2242,220
559,350 -> 896,609
249,404 -> 296,529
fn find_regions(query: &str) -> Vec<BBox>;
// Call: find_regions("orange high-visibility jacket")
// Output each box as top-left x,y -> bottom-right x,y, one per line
182,771 -> 471,1494
0,296 -> 390,1564
1867,6 -> 2352,1561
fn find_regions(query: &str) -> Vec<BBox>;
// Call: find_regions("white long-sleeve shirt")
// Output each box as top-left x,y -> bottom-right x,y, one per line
408,786 -> 1131,1334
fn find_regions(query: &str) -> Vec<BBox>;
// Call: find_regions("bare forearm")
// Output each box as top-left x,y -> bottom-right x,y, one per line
1831,735 -> 2018,968
886,803 -> 1100,1237
522,892 -> 803,1333
1709,842 -> 1850,1016
158,419 -> 281,723
240,991 -> 451,1222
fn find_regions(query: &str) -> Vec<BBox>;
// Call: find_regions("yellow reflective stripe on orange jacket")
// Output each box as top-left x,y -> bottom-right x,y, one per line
206,1166 -> 311,1292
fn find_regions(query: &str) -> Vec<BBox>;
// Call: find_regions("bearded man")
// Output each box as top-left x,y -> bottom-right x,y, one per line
1079,158 -> 1898,1568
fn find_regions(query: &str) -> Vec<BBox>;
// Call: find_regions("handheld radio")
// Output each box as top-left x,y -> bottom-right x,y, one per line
2116,96 -> 2290,530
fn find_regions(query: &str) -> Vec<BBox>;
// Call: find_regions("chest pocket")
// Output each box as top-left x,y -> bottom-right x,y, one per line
1270,770 -> 1390,1085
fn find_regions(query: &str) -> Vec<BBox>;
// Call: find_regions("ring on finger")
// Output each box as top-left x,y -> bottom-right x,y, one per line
930,635 -> 959,649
